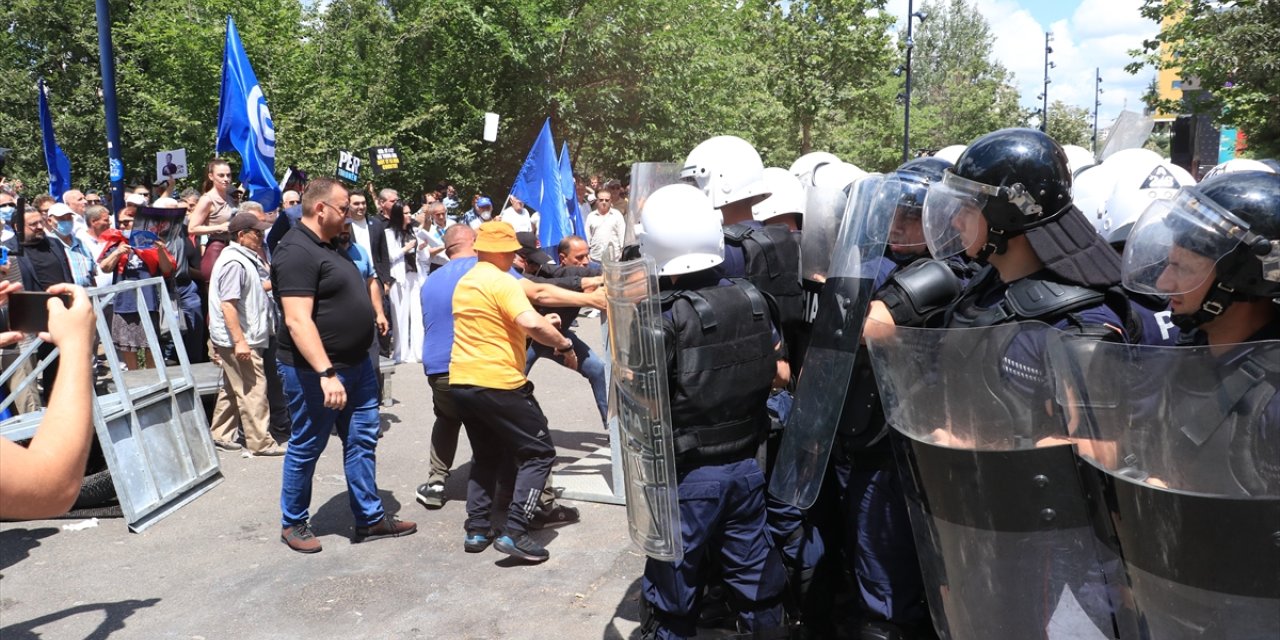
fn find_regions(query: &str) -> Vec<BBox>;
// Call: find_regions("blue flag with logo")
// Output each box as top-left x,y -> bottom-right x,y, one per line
559,142 -> 585,237
38,79 -> 71,199
216,16 -> 280,211
510,118 -> 569,251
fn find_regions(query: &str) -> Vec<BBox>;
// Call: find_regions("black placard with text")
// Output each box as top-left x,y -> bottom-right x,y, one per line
367,146 -> 401,174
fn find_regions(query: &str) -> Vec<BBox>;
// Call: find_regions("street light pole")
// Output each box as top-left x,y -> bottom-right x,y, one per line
1040,32 -> 1054,133
1093,68 -> 1104,156
902,0 -> 922,164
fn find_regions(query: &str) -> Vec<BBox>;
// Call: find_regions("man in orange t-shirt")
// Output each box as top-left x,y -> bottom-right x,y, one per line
449,221 -> 577,563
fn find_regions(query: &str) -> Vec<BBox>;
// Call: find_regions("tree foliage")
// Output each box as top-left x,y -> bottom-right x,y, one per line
1045,100 -> 1093,148
0,0 -> 1050,199
1128,0 -> 1280,157
905,0 -> 1024,153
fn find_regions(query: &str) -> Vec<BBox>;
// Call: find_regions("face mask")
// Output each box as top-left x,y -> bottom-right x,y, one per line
479,210 -> 492,221
56,220 -> 75,236
0,205 -> 14,223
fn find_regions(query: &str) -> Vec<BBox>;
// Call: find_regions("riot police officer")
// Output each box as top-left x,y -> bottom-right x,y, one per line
636,184 -> 789,639
866,128 -> 1155,639
1055,170 -> 1280,638
808,156 -> 959,639
682,136 -> 804,365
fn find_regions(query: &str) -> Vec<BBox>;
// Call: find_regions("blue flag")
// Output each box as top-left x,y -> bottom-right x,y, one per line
216,16 -> 280,211
510,118 -> 569,251
38,79 -> 71,199
559,142 -> 585,237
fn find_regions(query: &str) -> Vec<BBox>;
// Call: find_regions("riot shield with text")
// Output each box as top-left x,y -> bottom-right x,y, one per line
625,163 -> 683,248
769,175 -> 898,509
867,320 -> 1131,640
1049,334 -> 1280,640
604,255 -> 682,563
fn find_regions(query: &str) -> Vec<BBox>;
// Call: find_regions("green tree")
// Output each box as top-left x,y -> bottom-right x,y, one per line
1128,0 -> 1280,157
905,0 -> 1024,153
754,0 -> 894,155
1045,100 -> 1093,148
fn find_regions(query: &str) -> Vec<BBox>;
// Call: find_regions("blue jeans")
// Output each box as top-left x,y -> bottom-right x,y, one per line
525,330 -> 608,425
278,357 -> 385,528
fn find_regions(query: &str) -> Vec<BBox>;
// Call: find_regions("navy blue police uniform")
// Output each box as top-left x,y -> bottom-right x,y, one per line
641,268 -> 788,640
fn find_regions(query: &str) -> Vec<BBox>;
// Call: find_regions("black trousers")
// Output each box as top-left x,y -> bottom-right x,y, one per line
451,381 -> 556,536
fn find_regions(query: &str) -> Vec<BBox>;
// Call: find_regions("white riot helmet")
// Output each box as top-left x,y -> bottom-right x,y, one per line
753,167 -> 806,223
788,151 -> 841,180
1061,145 -> 1097,177
638,184 -> 725,276
681,135 -> 771,209
1201,158 -> 1276,180
1100,160 -> 1196,244
933,145 -> 967,164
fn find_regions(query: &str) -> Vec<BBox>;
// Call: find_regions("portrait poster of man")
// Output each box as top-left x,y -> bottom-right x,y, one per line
155,148 -> 189,182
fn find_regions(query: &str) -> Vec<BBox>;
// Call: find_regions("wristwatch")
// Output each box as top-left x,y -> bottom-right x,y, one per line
555,342 -> 573,354
320,367 -> 337,378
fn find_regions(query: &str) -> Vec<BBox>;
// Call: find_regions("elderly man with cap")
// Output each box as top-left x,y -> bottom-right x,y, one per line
448,220 -> 578,563
47,203 -> 97,289
208,213 -> 285,455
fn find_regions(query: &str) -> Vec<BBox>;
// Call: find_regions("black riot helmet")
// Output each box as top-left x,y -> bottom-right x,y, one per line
923,128 -> 1120,285
1123,171 -> 1280,328
882,157 -> 954,260
923,128 -> 1074,260
897,156 -> 952,184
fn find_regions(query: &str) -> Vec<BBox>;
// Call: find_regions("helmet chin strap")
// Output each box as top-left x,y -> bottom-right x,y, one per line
1171,279 -> 1237,331
974,226 -> 1012,263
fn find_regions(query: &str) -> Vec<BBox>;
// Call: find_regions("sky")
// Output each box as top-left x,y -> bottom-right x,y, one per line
883,0 -> 1160,130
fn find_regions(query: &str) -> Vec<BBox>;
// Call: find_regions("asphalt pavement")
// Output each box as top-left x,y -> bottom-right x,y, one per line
0,322 -> 653,639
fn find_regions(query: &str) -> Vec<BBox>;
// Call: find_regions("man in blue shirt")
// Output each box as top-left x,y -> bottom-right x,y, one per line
415,225 -> 606,529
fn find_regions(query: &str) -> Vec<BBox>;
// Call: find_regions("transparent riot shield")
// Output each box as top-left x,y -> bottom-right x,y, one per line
1049,334 -> 1280,640
769,175 -> 898,509
604,255 -> 682,563
799,163 -> 865,284
866,320 -> 1130,640
625,163 -> 683,248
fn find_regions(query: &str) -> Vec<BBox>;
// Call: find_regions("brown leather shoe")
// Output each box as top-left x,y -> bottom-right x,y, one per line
281,522 -> 322,554
353,515 -> 417,543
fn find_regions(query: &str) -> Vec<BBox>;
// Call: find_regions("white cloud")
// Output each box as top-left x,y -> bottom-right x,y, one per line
883,0 -> 1159,132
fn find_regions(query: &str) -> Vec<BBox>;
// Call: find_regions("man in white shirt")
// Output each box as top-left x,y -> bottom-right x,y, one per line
76,205 -> 113,288
585,188 -> 625,263
500,196 -> 539,235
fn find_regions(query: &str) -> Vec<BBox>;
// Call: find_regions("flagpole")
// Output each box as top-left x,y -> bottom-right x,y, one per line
95,0 -> 126,215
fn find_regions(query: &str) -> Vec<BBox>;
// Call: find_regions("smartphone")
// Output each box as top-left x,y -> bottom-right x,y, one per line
7,292 -> 73,334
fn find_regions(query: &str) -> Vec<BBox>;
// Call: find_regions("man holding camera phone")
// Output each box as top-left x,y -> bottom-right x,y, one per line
0,282 -> 98,520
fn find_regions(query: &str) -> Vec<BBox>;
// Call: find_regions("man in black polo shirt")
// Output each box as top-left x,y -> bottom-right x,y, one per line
272,177 -> 416,554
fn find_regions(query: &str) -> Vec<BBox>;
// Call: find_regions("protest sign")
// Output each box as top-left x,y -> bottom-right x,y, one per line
367,146 -> 401,174
155,148 -> 188,182
336,150 -> 361,183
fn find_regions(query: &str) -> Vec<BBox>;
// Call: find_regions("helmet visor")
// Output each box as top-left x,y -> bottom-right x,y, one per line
1121,188 -> 1248,295
886,178 -> 930,253
923,172 -> 994,259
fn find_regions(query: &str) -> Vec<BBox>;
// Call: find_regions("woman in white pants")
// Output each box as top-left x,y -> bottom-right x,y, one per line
385,203 -> 424,363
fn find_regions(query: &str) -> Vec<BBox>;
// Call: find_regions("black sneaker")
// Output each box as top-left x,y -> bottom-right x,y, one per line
463,529 -> 495,553
416,482 -> 446,510
529,504 -> 580,530
494,533 -> 549,563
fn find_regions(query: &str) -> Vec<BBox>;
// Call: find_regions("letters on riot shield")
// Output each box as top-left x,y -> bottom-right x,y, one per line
604,255 -> 683,563
768,175 -> 899,509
